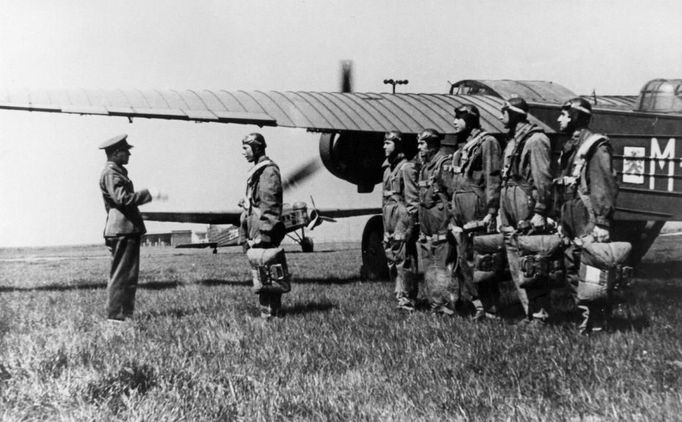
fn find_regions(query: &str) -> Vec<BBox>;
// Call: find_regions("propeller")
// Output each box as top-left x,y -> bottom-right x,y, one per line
306,196 -> 336,231
340,60 -> 353,93
282,158 -> 322,192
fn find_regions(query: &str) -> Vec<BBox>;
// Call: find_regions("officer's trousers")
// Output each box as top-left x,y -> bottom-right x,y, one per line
105,235 -> 140,320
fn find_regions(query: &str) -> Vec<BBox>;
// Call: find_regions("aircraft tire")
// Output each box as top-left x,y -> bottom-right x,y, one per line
301,236 -> 314,253
611,220 -> 664,266
360,215 -> 388,281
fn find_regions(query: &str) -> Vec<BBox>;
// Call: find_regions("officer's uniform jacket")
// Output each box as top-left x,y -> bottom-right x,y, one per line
382,153 -> 419,239
418,150 -> 453,238
100,161 -> 152,237
501,122 -> 553,216
243,155 -> 284,243
451,128 -> 502,220
557,128 -> 617,230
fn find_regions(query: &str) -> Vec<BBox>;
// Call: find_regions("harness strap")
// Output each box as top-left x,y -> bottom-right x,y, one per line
502,125 -> 543,180
453,130 -> 489,175
245,159 -> 274,210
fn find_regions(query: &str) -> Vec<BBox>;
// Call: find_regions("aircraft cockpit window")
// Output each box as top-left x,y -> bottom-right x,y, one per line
636,78 -> 682,113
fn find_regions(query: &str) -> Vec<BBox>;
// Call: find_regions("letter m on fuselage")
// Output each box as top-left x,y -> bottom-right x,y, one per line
650,137 -> 676,191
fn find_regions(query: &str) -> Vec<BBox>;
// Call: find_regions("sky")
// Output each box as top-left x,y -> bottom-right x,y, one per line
0,0 -> 681,247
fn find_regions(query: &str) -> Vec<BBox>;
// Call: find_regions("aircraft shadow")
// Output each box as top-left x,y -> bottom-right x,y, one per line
634,260 -> 682,279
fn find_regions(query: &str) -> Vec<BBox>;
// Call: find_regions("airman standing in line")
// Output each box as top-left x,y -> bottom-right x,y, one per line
416,129 -> 456,315
498,98 -> 554,326
239,133 -> 289,320
555,98 -> 618,334
381,131 -> 420,311
450,105 -> 503,320
99,134 -> 166,322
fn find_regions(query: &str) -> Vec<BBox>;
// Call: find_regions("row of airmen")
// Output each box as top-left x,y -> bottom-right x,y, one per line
97,97 -> 619,330
381,97 -> 618,334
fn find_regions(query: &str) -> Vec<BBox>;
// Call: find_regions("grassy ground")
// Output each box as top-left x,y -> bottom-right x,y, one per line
0,240 -> 681,421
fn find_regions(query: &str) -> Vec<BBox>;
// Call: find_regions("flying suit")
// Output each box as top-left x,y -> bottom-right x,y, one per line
418,150 -> 455,312
240,155 -> 287,318
556,128 -> 617,332
499,122 -> 553,319
382,152 -> 420,308
450,129 -> 502,314
100,161 -> 152,320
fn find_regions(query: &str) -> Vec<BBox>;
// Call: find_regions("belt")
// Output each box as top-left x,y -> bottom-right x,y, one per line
421,232 -> 448,243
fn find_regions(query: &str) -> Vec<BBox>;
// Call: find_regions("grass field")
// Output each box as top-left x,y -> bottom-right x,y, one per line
0,239 -> 681,421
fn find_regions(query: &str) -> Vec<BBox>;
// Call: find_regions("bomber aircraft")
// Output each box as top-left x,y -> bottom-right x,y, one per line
1,66 -> 681,279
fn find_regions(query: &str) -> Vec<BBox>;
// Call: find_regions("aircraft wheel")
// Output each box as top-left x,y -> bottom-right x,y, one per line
611,220 -> 664,266
360,215 -> 388,281
301,236 -> 314,253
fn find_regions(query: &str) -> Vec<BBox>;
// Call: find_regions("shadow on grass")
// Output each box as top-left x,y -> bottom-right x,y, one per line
197,279 -> 251,287
285,300 -> 336,315
0,279 -> 251,293
286,250 -> 341,255
293,276 -> 364,285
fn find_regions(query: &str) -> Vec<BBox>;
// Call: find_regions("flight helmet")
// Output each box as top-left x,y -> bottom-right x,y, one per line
417,128 -> 442,148
561,97 -> 592,130
384,130 -> 404,152
454,104 -> 481,131
242,133 -> 267,155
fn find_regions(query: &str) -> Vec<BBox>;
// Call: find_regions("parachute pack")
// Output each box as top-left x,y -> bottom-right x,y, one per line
516,233 -> 564,289
472,233 -> 506,283
578,240 -> 633,301
246,247 -> 292,294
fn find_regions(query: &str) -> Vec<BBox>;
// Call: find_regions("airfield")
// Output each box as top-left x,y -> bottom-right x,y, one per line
0,237 -> 681,421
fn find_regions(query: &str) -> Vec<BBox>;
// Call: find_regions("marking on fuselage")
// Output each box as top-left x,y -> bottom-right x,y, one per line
623,146 -> 645,184
649,137 -> 676,192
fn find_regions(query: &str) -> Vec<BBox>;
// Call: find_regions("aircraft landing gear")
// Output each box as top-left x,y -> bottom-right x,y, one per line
360,215 -> 388,280
301,236 -> 314,253
612,220 -> 664,266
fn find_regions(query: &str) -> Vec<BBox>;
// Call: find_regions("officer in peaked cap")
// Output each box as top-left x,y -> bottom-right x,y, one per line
99,134 -> 166,323
99,133 -> 134,152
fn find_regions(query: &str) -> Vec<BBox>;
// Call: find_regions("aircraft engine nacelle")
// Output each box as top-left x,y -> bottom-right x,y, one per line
319,132 -> 385,193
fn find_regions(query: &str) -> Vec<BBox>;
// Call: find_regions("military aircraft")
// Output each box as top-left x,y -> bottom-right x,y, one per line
1,67 -> 681,278
149,196 -> 381,253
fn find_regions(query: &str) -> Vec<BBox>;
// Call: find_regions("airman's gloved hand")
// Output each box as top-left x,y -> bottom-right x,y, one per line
148,187 -> 168,201
529,213 -> 546,229
482,212 -> 497,232
592,225 -> 610,242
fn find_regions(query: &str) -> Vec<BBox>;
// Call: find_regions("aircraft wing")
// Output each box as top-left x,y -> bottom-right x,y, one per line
0,89 -> 554,134
141,207 -> 380,225
175,242 -> 219,249
141,211 -> 242,225
317,207 -> 381,218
